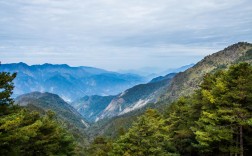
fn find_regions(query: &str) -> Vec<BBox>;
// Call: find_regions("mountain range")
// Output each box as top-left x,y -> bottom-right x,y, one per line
4,42 -> 252,138
0,63 -> 145,102
0,62 -> 193,123
71,73 -> 177,122
119,64 -> 194,79
86,42 -> 252,137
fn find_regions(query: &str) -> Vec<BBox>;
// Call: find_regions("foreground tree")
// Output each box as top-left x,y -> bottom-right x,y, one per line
164,97 -> 198,155
0,110 -> 75,156
110,109 -> 178,156
0,71 -> 75,155
192,63 -> 252,155
0,71 -> 16,115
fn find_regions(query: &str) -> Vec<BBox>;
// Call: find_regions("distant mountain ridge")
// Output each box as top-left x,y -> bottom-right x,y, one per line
71,65 -> 192,122
71,73 -> 177,122
119,63 -> 194,79
0,62 -> 145,101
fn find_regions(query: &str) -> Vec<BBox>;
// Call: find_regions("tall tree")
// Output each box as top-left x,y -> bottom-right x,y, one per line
0,71 -> 16,115
0,110 -> 75,156
193,63 -> 252,155
223,63 -> 252,156
110,109 -> 178,156
0,69 -> 76,155
164,97 -> 197,155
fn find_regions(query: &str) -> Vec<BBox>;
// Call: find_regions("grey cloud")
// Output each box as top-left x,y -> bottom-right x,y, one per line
0,0 -> 251,71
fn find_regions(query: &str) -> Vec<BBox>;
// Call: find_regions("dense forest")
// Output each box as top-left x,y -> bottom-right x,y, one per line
0,72 -> 77,155
1,62 -> 252,155
85,63 -> 252,156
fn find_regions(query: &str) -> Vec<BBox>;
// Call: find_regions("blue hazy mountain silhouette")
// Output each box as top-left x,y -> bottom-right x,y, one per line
0,62 -> 145,101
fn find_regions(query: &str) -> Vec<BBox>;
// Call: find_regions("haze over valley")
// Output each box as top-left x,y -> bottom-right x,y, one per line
1,0 -> 252,155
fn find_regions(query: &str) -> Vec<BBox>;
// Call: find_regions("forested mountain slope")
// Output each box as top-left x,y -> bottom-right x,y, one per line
95,43 -> 252,122
71,95 -> 116,122
71,73 -> 176,122
88,42 -> 252,138
15,92 -> 89,129
15,92 -> 90,145
97,73 -> 176,120
162,42 -> 252,102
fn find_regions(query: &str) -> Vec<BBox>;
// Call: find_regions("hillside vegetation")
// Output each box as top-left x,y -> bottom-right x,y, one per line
162,42 -> 252,101
86,63 -> 252,156
0,72 -> 76,155
1,42 -> 252,156
71,95 -> 116,122
15,92 -> 89,147
88,42 -> 252,140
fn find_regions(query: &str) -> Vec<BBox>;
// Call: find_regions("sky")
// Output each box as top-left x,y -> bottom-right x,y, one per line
0,0 -> 252,71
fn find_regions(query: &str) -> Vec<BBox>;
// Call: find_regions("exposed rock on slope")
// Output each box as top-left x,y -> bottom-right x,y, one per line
97,73 -> 176,120
162,42 -> 252,101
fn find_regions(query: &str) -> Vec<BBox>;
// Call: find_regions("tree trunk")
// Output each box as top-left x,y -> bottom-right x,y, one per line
235,130 -> 238,156
240,126 -> 243,156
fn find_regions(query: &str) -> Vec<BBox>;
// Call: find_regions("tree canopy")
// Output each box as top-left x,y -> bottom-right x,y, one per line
0,71 -> 76,155
96,63 -> 252,156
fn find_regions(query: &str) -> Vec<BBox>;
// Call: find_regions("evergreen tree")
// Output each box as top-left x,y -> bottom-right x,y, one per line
222,63 -> 252,156
0,107 -> 76,156
164,97 -> 197,155
110,109 -> 178,156
192,63 -> 252,155
87,136 -> 113,156
0,70 -> 76,155
0,71 -> 16,115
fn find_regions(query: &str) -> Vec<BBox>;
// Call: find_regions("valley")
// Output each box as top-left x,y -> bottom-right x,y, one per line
1,0 -> 251,155
1,42 -> 252,155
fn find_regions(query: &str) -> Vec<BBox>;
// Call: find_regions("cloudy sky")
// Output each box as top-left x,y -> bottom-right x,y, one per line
0,0 -> 252,71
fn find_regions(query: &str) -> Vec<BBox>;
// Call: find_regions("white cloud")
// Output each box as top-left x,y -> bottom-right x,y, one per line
0,0 -> 251,70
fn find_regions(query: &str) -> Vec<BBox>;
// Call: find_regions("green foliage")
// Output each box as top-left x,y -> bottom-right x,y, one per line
109,109 -> 178,156
162,42 -> 252,102
164,97 -> 198,155
0,70 -> 76,156
15,92 -> 89,148
87,63 -> 252,156
236,49 -> 252,63
0,71 -> 16,115
87,43 -> 252,153
0,108 -> 75,156
191,63 -> 252,155
87,107 -> 147,140
86,136 -> 113,156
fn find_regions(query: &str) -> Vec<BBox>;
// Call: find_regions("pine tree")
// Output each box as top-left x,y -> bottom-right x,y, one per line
0,71 -> 16,115
192,63 -> 252,155
0,108 -> 75,156
87,136 -> 113,156
164,97 -> 198,155
110,109 -> 178,156
0,70 -> 76,155
222,63 -> 252,156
